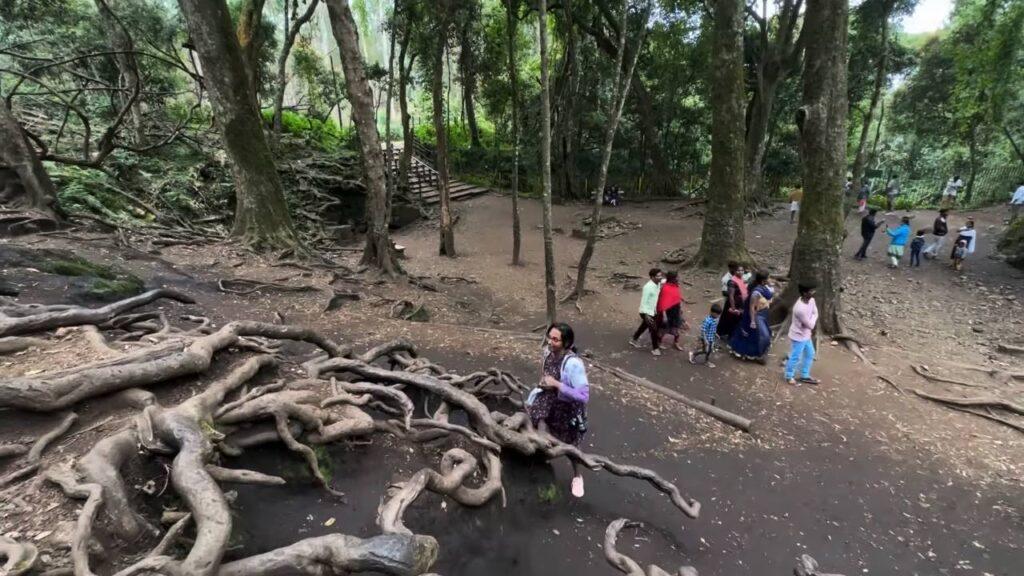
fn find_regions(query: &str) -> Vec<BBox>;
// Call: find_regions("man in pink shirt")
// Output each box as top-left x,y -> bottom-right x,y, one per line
784,284 -> 820,385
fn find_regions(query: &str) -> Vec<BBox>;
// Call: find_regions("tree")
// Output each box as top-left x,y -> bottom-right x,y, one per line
782,0 -> 848,334
456,0 -> 483,149
396,5 -> 417,191
692,0 -> 750,268
0,101 -> 61,218
431,0 -> 457,256
236,0 -> 268,100
177,0 -> 298,249
743,0 -> 805,209
325,0 -> 400,275
539,0 -> 556,324
271,0 -> 321,142
93,0 -> 145,145
505,0 -> 523,265
573,0 -> 651,302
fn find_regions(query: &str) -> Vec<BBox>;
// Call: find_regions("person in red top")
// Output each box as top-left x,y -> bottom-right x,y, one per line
656,271 -> 689,351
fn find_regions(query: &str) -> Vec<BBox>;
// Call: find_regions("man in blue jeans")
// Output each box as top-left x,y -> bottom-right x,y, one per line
785,284 -> 820,386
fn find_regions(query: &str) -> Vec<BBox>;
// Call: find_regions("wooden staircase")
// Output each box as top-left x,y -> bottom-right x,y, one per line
384,140 -> 491,206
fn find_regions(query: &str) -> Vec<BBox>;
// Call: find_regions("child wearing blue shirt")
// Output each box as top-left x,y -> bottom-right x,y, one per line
689,302 -> 722,368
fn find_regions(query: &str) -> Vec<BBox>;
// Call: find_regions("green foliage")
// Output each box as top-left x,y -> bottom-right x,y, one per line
312,445 -> 334,483
45,259 -> 118,280
42,256 -> 144,300
262,109 -> 355,152
88,277 -> 146,299
536,482 -> 561,504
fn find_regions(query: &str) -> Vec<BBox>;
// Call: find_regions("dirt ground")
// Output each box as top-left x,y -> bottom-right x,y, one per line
1,193 -> 1022,575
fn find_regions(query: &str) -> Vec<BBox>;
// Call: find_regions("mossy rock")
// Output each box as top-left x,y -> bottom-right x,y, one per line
0,246 -> 145,302
998,219 -> 1024,269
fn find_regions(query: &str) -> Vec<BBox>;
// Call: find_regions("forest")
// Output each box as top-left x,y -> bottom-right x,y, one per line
1,0 -> 1023,575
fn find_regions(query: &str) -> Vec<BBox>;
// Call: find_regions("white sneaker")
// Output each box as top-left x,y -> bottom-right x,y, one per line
651,348 -> 662,357
628,339 -> 643,349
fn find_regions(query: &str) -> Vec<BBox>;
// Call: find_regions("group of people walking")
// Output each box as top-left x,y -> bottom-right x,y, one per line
855,208 -> 978,269
627,263 -> 821,384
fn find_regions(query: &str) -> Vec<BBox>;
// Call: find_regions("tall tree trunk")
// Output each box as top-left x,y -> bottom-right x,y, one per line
272,0 -> 321,141
398,38 -> 415,190
869,95 -> 885,164
505,0 -> 522,266
552,0 -> 578,200
0,101 -> 61,218
236,0 -> 267,101
965,123 -> 979,204
1005,125 -> 1024,168
539,0 -> 556,324
574,0 -> 650,301
325,0 -> 400,275
94,0 -> 145,145
433,8 -> 456,257
744,73 -> 780,209
458,15 -> 481,149
850,8 -> 889,199
782,0 -> 848,335
693,0 -> 749,268
178,0 -> 298,249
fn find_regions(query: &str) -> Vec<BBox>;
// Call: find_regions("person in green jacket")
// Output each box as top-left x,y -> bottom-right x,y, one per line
629,268 -> 664,356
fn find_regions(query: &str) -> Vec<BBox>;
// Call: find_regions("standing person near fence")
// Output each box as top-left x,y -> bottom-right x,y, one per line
941,174 -> 964,208
923,209 -> 949,259
1010,181 -> 1024,223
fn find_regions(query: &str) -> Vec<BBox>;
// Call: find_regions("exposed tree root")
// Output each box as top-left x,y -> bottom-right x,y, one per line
604,519 -> 697,576
793,554 -> 846,576
0,444 -> 28,459
308,344 -> 701,519
995,343 -> 1024,357
216,533 -> 438,576
217,278 -> 320,295
911,364 -> 984,388
0,411 -> 77,488
911,389 -> 1024,434
206,465 -> 286,486
0,289 -> 194,337
44,465 -> 104,576
0,336 -> 47,355
0,320 -> 345,411
0,535 -> 38,576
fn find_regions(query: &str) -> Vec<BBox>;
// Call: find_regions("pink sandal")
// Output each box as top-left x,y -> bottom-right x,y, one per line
571,476 -> 585,498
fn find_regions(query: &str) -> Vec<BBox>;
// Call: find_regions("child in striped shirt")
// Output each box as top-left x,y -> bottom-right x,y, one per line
689,302 -> 722,368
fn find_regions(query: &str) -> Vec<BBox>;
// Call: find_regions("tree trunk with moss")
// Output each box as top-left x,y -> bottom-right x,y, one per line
432,4 -> 456,257
326,0 -> 400,275
693,0 -> 750,269
0,101 -> 61,218
781,0 -> 848,334
178,0 -> 298,249
236,0 -> 267,101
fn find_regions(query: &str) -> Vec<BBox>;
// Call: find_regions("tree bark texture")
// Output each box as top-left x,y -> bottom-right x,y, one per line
784,0 -> 848,334
850,5 -> 890,200
574,0 -> 649,300
93,0 -> 145,145
694,0 -> 749,268
0,101 -> 61,217
505,0 -> 522,265
458,14 -> 481,149
236,0 -> 268,101
539,0 -> 556,324
272,0 -> 321,141
398,36 -> 415,190
742,0 -> 804,209
432,5 -> 456,257
325,0 -> 400,275
551,0 -> 579,200
177,0 -> 298,249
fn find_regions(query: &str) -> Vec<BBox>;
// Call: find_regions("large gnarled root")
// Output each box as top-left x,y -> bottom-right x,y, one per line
0,289 -> 194,337
310,345 -> 701,519
0,411 -> 78,488
78,429 -> 157,542
216,533 -> 438,576
604,519 -> 697,576
0,535 -> 38,576
378,448 -> 500,535
44,465 -> 105,576
1,321 -> 345,411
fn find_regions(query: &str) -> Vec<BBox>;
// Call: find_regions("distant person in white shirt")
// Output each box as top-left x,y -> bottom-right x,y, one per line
1010,181 -> 1024,223
941,174 -> 964,209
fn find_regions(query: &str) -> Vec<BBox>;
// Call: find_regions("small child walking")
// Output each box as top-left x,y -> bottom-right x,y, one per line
689,302 -> 722,368
909,229 -> 926,267
952,239 -> 967,271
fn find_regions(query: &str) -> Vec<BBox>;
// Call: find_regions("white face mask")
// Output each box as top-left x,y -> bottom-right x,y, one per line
659,278 -> 666,285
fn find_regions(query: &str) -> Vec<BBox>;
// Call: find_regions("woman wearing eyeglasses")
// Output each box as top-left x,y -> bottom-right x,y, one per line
527,322 -> 590,498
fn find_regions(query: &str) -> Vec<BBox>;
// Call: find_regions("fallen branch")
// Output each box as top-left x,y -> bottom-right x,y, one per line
591,361 -> 752,433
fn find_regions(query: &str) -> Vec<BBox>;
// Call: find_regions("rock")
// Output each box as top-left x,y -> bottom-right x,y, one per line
972,326 -> 985,333
324,290 -> 361,312
389,202 -> 423,229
